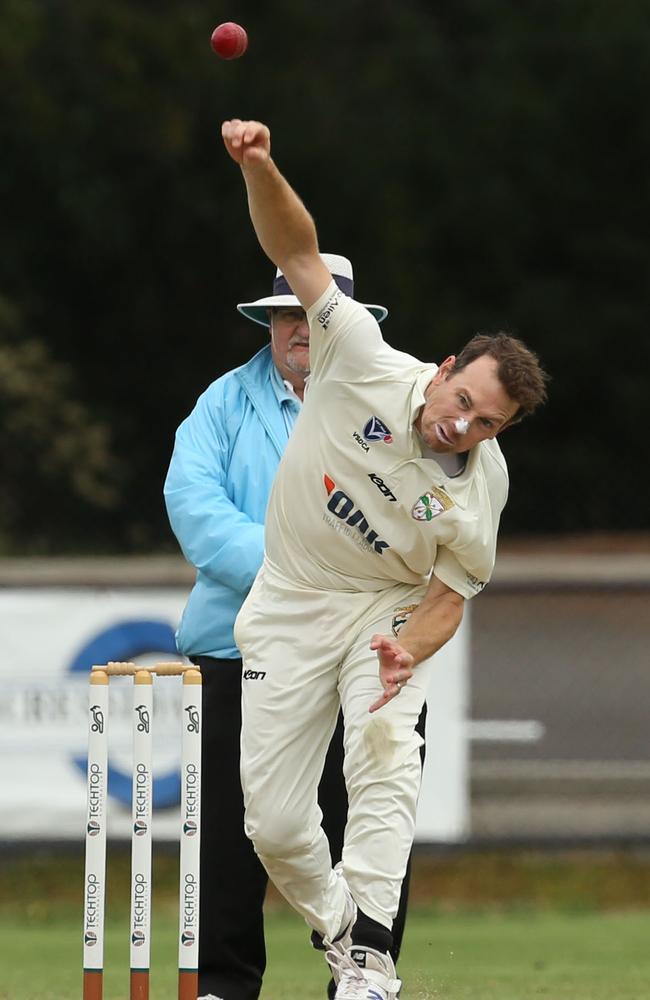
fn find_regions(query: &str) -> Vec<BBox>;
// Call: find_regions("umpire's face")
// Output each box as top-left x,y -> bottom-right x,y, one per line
417,355 -> 518,453
269,307 -> 311,385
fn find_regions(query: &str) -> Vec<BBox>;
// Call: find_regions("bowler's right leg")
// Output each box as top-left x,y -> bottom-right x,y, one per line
235,570 -> 354,943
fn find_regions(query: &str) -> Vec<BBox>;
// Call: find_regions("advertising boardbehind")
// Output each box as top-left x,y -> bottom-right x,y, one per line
0,585 -> 468,843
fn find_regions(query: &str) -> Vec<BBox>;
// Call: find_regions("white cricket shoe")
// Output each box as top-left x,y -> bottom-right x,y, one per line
197,994 -> 224,999
327,945 -> 401,1000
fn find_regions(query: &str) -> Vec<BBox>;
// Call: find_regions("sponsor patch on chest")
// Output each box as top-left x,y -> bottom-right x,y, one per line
323,474 -> 390,554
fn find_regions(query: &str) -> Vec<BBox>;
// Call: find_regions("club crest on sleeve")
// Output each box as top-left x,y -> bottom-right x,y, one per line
363,416 -> 393,443
391,604 -> 419,638
411,485 -> 454,521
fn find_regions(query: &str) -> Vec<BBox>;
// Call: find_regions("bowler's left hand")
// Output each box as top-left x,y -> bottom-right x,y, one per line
368,634 -> 415,713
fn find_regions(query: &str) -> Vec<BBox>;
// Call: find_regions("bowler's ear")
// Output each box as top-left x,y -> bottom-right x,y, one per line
495,411 -> 522,435
433,355 -> 456,383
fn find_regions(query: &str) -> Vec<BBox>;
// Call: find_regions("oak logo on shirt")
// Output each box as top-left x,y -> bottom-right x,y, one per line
363,416 -> 393,444
323,475 -> 390,554
411,485 -> 455,521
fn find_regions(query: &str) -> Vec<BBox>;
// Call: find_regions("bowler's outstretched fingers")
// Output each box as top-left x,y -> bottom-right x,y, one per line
369,634 -> 415,713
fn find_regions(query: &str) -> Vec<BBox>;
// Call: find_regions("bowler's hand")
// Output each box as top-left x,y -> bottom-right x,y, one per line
368,634 -> 415,713
222,119 -> 271,167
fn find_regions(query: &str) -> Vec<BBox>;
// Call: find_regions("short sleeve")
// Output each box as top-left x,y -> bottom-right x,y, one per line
306,282 -> 385,382
433,546 -> 493,599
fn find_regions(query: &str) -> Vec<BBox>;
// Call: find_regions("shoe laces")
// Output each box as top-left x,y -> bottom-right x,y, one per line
326,948 -> 370,999
326,947 -> 399,1000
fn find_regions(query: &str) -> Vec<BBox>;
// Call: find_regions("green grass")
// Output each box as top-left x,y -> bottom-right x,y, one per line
1,908 -> 649,1000
1,849 -> 650,999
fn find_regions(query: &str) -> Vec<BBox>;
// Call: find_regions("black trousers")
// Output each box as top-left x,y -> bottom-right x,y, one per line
195,655 -> 426,1000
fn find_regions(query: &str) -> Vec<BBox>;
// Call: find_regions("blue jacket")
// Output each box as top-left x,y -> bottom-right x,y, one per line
164,345 -> 298,658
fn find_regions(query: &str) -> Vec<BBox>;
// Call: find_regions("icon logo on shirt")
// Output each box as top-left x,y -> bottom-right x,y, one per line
363,416 -> 393,443
368,473 -> 398,502
323,475 -> 390,554
391,604 -> 419,638
411,485 -> 454,521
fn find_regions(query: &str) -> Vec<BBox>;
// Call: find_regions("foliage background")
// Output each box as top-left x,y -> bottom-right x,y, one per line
1,1 -> 648,553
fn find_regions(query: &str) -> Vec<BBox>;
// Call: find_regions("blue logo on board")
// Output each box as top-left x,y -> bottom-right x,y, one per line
70,619 -> 183,808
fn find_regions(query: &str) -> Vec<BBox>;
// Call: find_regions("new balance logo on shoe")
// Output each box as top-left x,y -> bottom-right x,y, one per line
330,944 -> 402,1000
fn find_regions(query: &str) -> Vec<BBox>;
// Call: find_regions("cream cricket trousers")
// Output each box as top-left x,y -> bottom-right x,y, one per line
234,559 -> 431,941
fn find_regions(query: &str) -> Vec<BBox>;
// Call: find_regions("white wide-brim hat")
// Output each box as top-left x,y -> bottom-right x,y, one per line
237,253 -> 388,327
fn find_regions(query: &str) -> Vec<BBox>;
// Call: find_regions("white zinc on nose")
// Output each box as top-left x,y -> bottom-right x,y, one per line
454,418 -> 470,434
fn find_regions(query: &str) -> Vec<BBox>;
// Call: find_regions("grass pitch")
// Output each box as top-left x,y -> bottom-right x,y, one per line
1,849 -> 649,999
1,908 -> 649,999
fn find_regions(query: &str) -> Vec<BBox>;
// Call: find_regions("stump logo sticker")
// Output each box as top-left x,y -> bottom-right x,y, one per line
90,705 -> 104,733
184,704 -> 200,733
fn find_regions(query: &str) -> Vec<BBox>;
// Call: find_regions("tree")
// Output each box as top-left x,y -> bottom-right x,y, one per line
1,1 -> 648,550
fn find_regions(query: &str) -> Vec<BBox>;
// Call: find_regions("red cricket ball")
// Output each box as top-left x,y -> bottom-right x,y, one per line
210,22 -> 248,60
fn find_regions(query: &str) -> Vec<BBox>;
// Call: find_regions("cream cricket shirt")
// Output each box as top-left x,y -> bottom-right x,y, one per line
263,282 -> 509,600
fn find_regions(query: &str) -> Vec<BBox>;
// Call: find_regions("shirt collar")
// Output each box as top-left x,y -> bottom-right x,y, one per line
409,365 -> 439,425
270,364 -> 302,406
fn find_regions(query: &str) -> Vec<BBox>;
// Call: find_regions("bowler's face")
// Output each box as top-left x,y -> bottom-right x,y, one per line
269,307 -> 310,383
417,355 -> 519,453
